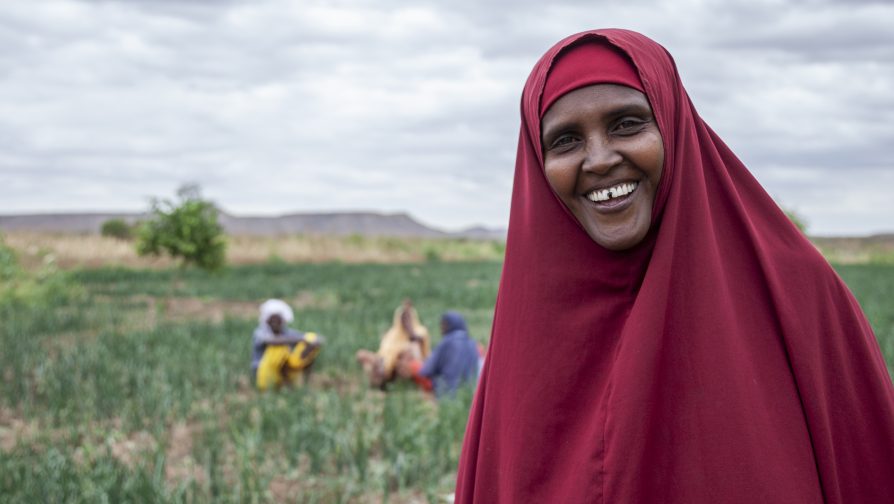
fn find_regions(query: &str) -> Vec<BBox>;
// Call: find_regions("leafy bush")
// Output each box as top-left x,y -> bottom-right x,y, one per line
424,246 -> 442,263
783,207 -> 808,234
136,184 -> 226,271
0,235 -> 83,306
0,234 -> 20,282
100,218 -> 135,240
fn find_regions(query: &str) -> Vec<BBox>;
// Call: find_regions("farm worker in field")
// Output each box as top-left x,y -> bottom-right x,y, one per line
398,311 -> 480,399
395,343 -> 434,393
252,299 -> 323,391
355,299 -> 431,388
454,30 -> 894,503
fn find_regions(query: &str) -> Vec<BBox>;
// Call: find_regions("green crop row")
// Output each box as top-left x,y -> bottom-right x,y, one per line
1,258 -> 501,502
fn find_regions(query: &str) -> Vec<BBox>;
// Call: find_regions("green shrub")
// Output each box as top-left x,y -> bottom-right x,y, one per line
100,218 -> 135,240
783,207 -> 808,233
136,184 -> 226,271
424,247 -> 442,263
0,235 -> 83,307
0,234 -> 21,282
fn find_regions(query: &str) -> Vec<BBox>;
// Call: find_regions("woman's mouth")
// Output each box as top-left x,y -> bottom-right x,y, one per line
585,181 -> 638,210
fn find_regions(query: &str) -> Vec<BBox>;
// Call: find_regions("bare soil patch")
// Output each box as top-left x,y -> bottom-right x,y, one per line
165,421 -> 207,486
107,430 -> 157,468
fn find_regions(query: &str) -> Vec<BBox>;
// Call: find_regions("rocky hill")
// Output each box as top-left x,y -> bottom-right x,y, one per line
0,211 -> 506,240
0,213 -> 147,234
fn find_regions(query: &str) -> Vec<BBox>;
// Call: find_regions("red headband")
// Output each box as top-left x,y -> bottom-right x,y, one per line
540,41 -> 644,117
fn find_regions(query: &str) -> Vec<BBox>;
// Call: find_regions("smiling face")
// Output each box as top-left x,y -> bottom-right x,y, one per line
541,84 -> 664,251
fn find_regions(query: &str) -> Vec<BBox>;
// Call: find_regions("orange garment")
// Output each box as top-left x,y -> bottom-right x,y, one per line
409,360 -> 433,392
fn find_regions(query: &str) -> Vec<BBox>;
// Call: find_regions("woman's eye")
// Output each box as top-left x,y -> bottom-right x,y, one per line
614,118 -> 646,135
549,135 -> 577,150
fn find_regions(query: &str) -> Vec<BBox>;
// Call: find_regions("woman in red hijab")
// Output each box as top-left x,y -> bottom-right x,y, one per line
455,29 -> 894,503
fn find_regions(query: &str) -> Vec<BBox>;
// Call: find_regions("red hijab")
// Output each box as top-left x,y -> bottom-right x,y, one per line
455,29 -> 894,503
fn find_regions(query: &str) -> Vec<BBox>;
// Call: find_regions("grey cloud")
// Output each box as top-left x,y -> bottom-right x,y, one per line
0,0 -> 891,233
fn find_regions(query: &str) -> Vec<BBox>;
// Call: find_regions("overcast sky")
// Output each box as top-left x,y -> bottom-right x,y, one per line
1,0 -> 892,235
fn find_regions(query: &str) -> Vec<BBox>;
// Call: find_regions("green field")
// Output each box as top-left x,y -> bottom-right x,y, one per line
1,252 -> 892,502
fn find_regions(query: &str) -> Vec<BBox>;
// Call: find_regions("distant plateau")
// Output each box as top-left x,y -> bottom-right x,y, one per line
0,211 -> 507,240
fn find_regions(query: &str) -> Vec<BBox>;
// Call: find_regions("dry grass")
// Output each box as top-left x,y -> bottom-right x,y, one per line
811,235 -> 894,264
8,231 -> 893,271
4,232 -> 174,269
2,232 -> 504,269
7,231 -> 894,271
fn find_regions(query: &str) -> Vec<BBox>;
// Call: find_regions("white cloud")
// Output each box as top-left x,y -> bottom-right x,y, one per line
0,0 -> 891,234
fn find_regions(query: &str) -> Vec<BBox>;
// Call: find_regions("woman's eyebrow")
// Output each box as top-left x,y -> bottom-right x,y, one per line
605,102 -> 653,119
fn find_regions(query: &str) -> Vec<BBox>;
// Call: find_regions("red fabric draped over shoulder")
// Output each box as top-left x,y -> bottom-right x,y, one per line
454,29 -> 894,503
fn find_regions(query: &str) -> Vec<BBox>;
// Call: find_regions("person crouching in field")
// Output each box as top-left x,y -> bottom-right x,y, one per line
252,299 -> 323,391
356,299 -> 431,389
397,311 -> 481,399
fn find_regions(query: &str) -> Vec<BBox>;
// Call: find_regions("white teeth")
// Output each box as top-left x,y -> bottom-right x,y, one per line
586,182 -> 638,202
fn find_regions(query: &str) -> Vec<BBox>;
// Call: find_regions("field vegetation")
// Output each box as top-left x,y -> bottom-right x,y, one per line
1,232 -> 892,502
0,234 -> 500,503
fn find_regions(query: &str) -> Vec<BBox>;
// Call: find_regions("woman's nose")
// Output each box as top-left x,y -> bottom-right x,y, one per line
581,136 -> 622,175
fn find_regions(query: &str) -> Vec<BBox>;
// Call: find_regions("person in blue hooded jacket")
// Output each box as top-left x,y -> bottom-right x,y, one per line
414,311 -> 481,399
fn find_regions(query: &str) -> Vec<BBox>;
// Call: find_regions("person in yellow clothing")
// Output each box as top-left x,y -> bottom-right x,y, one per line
251,299 -> 323,391
356,299 -> 430,389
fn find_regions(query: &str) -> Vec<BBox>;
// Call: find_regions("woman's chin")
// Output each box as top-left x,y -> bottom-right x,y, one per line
583,216 -> 651,251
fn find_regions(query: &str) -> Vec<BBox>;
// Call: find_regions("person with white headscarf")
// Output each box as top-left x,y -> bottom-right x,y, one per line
252,299 -> 323,390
